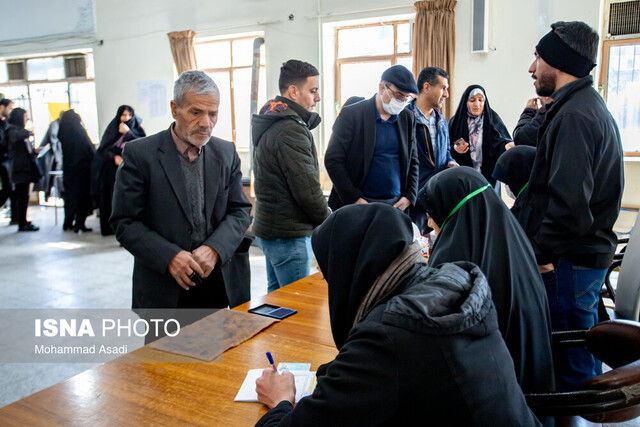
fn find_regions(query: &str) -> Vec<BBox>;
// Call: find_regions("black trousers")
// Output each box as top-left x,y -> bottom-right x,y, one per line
141,267 -> 229,344
0,161 -> 12,207
14,182 -> 30,228
177,266 -> 229,309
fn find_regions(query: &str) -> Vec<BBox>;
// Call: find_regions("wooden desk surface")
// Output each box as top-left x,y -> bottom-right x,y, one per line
235,272 -> 335,348
0,273 -> 337,426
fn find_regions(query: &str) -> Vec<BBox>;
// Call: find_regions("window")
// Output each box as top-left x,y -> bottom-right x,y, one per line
600,39 -> 640,153
0,53 -> 99,144
194,35 -> 266,150
335,21 -> 413,111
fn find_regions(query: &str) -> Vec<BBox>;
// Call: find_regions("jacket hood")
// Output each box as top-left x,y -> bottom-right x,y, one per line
382,261 -> 498,338
251,96 -> 321,145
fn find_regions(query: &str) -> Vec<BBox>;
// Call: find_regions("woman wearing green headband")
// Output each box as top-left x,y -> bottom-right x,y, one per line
422,166 -> 554,399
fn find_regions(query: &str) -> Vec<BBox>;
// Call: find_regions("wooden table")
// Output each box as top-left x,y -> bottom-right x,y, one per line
0,273 -> 337,426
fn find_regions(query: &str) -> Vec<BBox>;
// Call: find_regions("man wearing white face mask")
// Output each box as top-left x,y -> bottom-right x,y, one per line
325,65 -> 419,211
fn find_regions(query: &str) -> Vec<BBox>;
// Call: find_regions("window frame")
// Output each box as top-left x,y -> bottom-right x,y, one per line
195,35 -> 265,150
0,53 -> 95,128
334,20 -> 412,111
599,36 -> 640,156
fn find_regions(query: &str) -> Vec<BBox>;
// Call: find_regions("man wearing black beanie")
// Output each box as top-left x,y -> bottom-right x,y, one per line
517,21 -> 624,392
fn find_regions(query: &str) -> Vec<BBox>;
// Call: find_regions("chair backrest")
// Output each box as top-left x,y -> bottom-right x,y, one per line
615,212 -> 640,320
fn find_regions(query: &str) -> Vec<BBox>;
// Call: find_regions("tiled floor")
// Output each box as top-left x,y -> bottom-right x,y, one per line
0,205 -> 271,407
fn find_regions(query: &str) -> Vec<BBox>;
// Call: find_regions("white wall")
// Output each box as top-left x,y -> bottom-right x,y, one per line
0,0 -> 609,136
92,0 -> 325,138
452,0 -> 602,132
0,0 -> 95,54
3,0 -> 637,205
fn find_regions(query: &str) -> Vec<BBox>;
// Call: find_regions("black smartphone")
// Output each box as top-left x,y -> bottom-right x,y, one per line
248,304 -> 297,319
188,272 -> 203,286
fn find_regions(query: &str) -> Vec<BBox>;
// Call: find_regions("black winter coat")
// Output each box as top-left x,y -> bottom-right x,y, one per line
517,76 -> 624,268
7,126 -> 36,184
513,106 -> 548,147
256,263 -> 541,426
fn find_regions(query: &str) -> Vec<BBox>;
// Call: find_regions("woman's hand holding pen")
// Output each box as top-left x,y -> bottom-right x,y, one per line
256,369 -> 295,409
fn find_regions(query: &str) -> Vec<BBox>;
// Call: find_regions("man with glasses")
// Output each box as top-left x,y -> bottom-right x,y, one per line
325,65 -> 419,211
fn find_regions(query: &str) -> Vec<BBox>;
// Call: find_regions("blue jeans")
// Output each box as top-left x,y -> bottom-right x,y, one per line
541,258 -> 604,391
256,237 -> 312,293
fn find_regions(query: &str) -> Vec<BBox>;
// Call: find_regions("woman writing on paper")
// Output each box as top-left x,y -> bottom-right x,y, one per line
254,203 -> 542,426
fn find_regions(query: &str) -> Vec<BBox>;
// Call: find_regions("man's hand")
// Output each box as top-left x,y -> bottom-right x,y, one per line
192,245 -> 219,278
393,196 -> 411,210
168,250 -> 205,290
113,154 -> 123,166
505,142 -> 515,150
447,161 -> 458,167
354,198 -> 368,205
525,97 -> 540,110
256,369 -> 295,409
538,263 -> 555,274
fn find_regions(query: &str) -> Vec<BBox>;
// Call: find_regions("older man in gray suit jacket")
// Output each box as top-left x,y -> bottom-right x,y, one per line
111,71 -> 252,312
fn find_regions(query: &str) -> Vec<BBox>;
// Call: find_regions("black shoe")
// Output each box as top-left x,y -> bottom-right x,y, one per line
74,226 -> 93,233
18,222 -> 39,232
63,223 -> 73,231
9,220 -> 17,226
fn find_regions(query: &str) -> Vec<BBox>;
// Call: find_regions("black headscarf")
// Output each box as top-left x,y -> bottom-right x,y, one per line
98,105 -> 145,152
448,85 -> 512,185
58,109 -> 95,172
424,166 -> 554,393
8,108 -> 27,128
492,146 -> 536,217
311,203 -> 413,350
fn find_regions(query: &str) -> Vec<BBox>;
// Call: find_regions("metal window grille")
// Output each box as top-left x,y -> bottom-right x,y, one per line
609,0 -> 640,36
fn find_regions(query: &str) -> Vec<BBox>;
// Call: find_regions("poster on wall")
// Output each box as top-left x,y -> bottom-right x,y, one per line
137,80 -> 168,118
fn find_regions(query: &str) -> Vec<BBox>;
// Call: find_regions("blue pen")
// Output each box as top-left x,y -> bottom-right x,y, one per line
266,351 -> 277,372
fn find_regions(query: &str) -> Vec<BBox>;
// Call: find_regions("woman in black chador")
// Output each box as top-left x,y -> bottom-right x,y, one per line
7,108 -> 40,231
448,85 -> 512,186
58,109 -> 95,232
423,166 -> 554,397
254,203 -> 542,426
94,105 -> 145,235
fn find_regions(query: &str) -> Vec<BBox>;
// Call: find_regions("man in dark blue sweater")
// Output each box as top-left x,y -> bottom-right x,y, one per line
325,65 -> 419,212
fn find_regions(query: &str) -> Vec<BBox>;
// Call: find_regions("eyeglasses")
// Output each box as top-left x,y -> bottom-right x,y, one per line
385,85 -> 413,103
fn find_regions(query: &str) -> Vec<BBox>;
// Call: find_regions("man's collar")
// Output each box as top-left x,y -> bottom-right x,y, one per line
275,96 -> 321,130
409,99 -> 437,125
171,123 -> 204,162
276,96 -> 311,122
374,104 -> 399,123
550,75 -> 593,105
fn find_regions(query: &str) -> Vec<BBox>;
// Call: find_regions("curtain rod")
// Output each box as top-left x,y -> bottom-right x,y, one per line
309,4 -> 415,19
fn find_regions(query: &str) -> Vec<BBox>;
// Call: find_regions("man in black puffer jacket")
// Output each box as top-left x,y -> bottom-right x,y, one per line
252,60 -> 330,293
